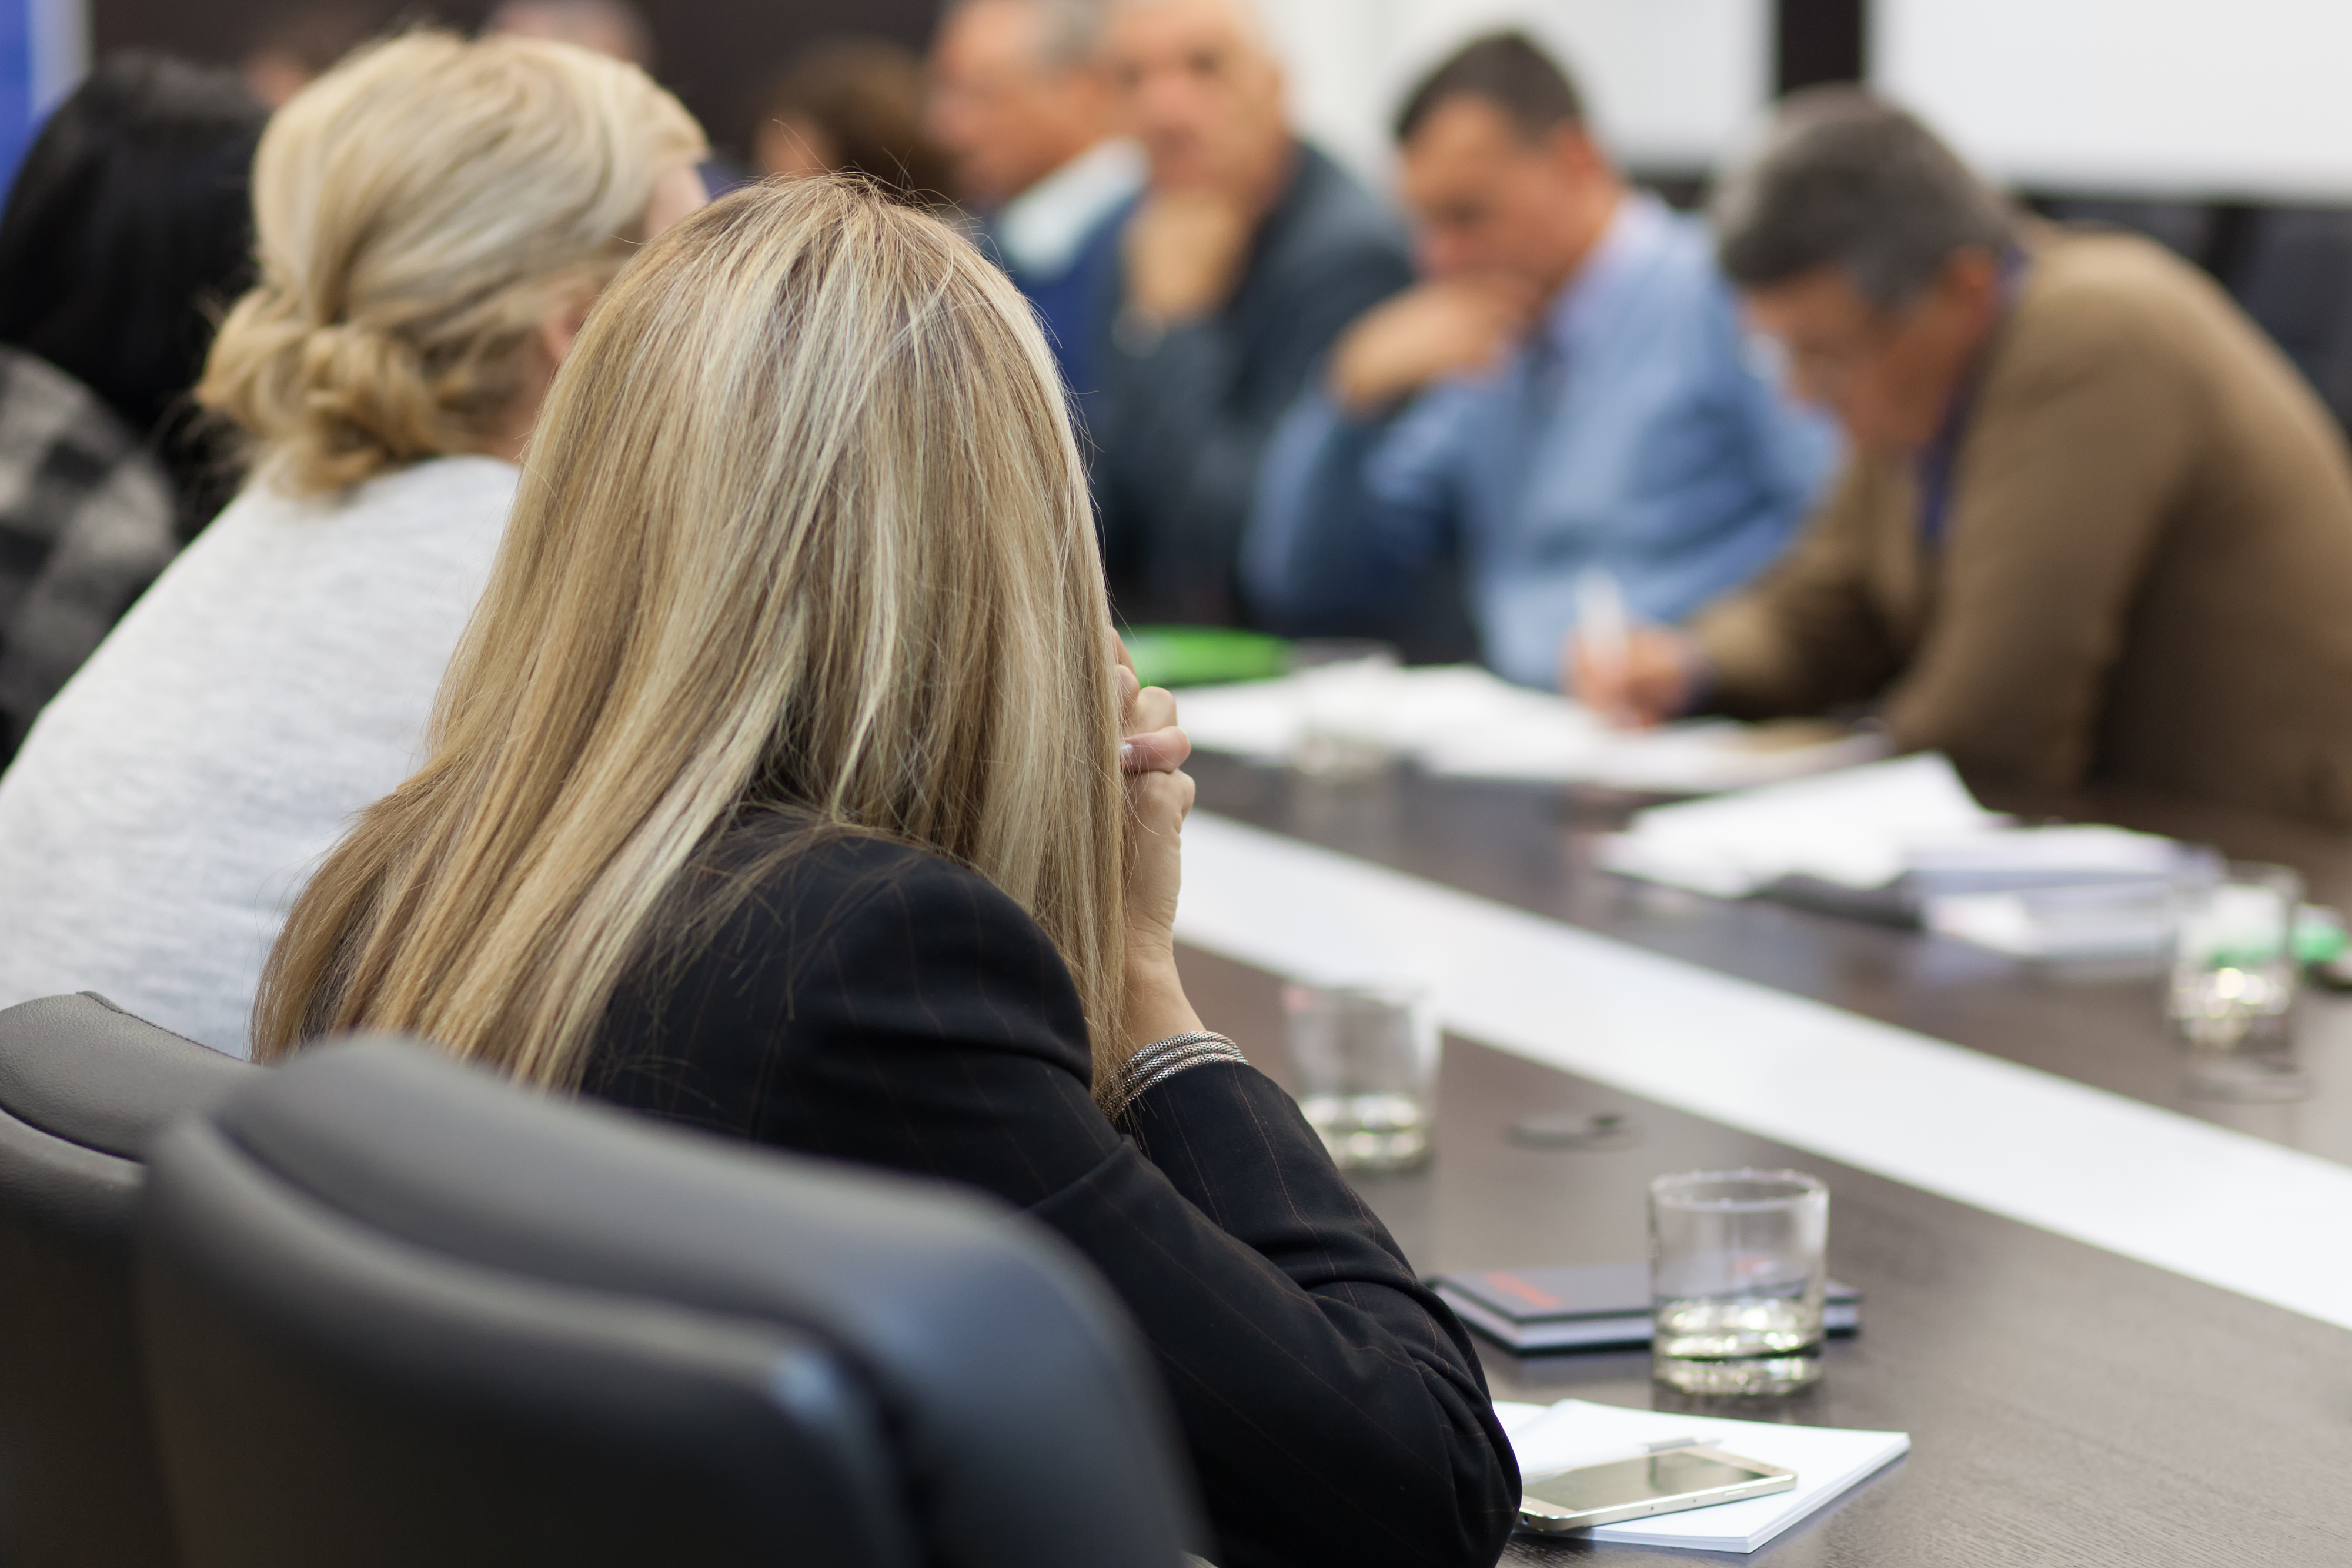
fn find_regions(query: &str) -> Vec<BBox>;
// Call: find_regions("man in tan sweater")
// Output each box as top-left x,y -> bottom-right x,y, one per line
1581,90 -> 2352,829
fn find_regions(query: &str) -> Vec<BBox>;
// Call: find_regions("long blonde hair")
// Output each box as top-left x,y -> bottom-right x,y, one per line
198,31 -> 706,496
254,177 -> 1128,1094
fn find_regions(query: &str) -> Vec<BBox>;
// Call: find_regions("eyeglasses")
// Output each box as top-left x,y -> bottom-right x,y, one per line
1775,305 -> 1914,398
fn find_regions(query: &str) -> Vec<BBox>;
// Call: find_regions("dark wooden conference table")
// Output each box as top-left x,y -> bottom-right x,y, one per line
1178,753 -> 2352,1567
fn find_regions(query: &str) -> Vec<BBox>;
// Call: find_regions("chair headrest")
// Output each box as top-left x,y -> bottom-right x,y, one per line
190,1035 -> 1204,1567
0,992 -> 250,1160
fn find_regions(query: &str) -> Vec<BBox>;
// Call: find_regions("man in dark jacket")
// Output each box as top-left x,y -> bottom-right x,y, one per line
1087,0 -> 1412,626
925,0 -> 1142,402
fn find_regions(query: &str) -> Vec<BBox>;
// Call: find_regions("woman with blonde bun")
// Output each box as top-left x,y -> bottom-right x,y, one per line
254,177 -> 1519,1568
0,32 -> 707,1054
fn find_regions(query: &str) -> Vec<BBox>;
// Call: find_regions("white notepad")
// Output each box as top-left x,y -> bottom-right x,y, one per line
1494,1398 -> 1909,1553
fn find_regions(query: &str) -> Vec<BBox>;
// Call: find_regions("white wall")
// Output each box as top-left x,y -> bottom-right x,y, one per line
1873,0 -> 2352,201
1255,0 -> 1773,189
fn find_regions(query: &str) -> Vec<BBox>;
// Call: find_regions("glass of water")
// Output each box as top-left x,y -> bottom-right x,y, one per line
1650,1169 -> 1828,1395
1281,982 -> 1438,1171
1286,640 -> 1399,784
2168,862 -> 2308,1102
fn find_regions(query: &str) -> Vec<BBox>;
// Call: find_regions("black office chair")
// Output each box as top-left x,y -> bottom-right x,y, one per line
137,1035 -> 1207,1568
0,991 -> 253,1568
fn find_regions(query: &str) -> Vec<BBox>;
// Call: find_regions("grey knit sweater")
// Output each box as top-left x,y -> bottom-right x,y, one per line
0,455 -> 517,1053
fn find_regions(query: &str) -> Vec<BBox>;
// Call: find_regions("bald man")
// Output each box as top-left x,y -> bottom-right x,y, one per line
927,0 -> 1140,402
485,0 -> 653,66
1085,0 -> 1411,626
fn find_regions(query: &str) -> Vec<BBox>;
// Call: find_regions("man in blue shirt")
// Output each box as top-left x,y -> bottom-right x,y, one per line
1245,33 -> 1838,690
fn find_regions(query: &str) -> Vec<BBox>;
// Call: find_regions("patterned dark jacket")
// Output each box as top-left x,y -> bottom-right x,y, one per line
589,818 -> 1522,1568
0,346 -> 179,764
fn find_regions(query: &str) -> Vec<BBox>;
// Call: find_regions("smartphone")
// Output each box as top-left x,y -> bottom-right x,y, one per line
1516,1446 -> 1797,1533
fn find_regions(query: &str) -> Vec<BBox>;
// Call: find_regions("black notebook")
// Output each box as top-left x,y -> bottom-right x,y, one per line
1432,1262 -> 1862,1354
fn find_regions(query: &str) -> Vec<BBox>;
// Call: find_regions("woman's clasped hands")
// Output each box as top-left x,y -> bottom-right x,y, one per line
1113,645 -> 1204,1055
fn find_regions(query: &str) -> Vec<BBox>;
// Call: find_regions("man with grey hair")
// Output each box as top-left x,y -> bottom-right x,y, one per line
485,0 -> 653,68
925,0 -> 1140,400
1085,0 -> 1411,626
1581,89 -> 2352,828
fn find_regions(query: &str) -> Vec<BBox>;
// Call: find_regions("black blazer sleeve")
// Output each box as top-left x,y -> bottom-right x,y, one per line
590,833 -> 1519,1568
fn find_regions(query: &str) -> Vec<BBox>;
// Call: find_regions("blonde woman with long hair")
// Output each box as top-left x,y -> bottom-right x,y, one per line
255,179 -> 1518,1567
0,33 -> 706,1053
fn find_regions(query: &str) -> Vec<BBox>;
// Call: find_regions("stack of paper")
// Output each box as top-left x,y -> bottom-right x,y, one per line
1597,753 -> 2007,897
1172,665 -> 1887,794
1598,754 -> 2214,957
1495,1398 -> 1910,1552
1905,824 -> 2190,896
1909,825 -> 2211,958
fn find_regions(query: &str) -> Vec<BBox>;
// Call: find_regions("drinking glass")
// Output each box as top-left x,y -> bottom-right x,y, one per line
1281,982 -> 1438,1170
1650,1169 -> 1828,1395
1286,640 -> 1399,783
2168,862 -> 2308,1102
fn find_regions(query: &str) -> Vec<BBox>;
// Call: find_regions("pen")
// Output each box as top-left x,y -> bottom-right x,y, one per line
1575,567 -> 1631,687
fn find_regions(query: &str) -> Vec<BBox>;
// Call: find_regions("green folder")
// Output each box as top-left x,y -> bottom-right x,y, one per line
1121,626 -> 1292,689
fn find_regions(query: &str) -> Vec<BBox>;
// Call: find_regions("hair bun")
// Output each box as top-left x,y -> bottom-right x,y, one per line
293,317 -> 451,479
193,32 -> 706,496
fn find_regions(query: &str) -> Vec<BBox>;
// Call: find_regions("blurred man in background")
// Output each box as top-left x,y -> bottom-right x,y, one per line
492,1 -> 754,198
1245,33 -> 1837,690
240,2 -> 377,106
1085,0 -> 1410,626
485,0 -> 654,68
926,0 -> 1140,400
752,38 -> 953,208
1580,90 -> 2352,827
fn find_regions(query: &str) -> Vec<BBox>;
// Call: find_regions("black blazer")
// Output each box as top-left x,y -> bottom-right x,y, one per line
586,817 -> 1519,1568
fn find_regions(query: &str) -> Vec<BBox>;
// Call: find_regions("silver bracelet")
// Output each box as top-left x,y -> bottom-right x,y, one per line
1101,1029 -> 1249,1125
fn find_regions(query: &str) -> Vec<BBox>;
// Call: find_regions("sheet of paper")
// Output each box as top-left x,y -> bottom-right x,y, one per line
1494,1398 -> 1910,1553
1173,666 -> 1885,794
1598,751 -> 2010,896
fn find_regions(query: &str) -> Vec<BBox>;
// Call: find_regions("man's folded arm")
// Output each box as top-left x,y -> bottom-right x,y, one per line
1114,246 -> 1414,612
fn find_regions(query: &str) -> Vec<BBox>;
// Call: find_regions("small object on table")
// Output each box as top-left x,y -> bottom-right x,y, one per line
1516,1445 -> 1796,1534
1286,638 -> 1401,783
2168,861 -> 2310,1102
1118,625 -> 1292,689
1650,1169 -> 1829,1395
1494,1397 -> 1909,1553
1281,979 -> 1437,1170
1506,1109 -> 1643,1151
2296,903 -> 2352,987
1432,1261 -> 1859,1355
